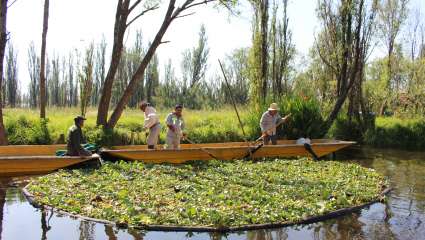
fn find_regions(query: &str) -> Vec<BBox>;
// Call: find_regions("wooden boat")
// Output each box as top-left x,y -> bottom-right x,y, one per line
101,139 -> 355,164
0,144 -> 99,177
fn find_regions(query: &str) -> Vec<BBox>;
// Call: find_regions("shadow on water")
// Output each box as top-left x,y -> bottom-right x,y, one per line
0,147 -> 424,239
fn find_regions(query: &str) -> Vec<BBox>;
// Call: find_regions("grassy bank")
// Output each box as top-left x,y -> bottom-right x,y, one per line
3,108 -> 425,150
27,159 -> 387,228
3,107 -> 255,146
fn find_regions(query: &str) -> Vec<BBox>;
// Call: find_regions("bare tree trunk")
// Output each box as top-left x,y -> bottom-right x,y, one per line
260,0 -> 269,102
97,0 -> 131,126
0,0 -> 9,145
106,2 -> 175,129
39,0 -> 49,119
105,0 -> 217,129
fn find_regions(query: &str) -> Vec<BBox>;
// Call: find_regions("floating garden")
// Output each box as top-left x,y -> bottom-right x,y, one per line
25,159 -> 388,231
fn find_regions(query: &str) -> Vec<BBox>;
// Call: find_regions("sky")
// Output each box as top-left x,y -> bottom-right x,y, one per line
5,0 -> 425,90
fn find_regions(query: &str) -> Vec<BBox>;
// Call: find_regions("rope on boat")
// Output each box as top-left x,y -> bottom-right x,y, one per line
22,185 -> 392,233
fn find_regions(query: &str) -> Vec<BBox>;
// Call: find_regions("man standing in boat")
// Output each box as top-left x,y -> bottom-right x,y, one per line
140,102 -> 161,149
260,103 -> 290,145
67,116 -> 92,156
165,104 -> 186,149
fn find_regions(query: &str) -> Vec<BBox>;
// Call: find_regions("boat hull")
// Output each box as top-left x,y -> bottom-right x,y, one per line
101,140 -> 355,164
0,145 -> 98,177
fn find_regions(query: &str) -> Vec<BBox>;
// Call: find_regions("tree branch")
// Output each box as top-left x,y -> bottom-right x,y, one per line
7,0 -> 18,8
186,0 -> 216,9
128,0 -> 142,13
175,12 -> 196,19
126,5 -> 160,27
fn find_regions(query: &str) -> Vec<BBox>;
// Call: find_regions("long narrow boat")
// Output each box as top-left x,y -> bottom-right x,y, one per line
0,145 -> 99,177
101,139 -> 355,164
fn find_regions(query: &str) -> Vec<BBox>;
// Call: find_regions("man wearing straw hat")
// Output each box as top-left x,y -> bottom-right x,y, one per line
259,103 -> 290,145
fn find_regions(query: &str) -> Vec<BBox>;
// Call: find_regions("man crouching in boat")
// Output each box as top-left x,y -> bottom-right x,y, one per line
260,103 -> 290,145
140,102 -> 161,149
67,116 -> 92,156
165,104 -> 186,149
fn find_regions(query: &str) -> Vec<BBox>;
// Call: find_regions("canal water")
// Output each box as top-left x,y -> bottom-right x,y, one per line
0,147 -> 424,239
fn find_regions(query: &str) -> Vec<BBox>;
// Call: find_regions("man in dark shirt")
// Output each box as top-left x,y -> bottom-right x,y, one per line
67,116 -> 92,156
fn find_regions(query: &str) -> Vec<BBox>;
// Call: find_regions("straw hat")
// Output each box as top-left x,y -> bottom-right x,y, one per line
268,103 -> 279,111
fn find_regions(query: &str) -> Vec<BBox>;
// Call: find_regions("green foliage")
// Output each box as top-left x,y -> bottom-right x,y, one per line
247,97 -> 326,139
280,97 -> 326,139
328,117 -> 364,143
28,159 -> 387,228
365,117 -> 425,150
5,116 -> 51,144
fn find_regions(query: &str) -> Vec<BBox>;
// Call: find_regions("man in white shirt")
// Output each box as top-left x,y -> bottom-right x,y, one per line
139,102 -> 161,149
259,103 -> 290,145
165,104 -> 186,149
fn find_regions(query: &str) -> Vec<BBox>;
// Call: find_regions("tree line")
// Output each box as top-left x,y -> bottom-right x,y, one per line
0,0 -> 424,145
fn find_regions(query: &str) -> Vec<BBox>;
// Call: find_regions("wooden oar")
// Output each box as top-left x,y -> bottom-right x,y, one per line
183,137 -> 219,160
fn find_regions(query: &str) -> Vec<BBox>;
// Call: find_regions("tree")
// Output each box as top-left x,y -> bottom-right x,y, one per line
270,0 -> 295,98
316,0 -> 379,133
222,48 -> 249,104
377,0 -> 409,96
145,53 -> 159,104
79,43 -> 94,117
180,24 -> 209,108
96,0 -> 159,126
248,0 -> 269,107
104,0 -> 234,129
128,31 -> 144,108
5,43 -> 18,107
92,36 -> 107,106
28,42 -> 40,108
0,0 -> 9,145
48,55 -> 60,106
39,0 -> 49,118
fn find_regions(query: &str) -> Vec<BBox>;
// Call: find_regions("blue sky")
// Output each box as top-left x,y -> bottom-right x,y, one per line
6,0 -> 425,89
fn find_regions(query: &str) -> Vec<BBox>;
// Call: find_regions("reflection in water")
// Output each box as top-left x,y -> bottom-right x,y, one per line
105,225 -> 117,240
41,208 -> 53,240
0,148 -> 424,239
0,179 -> 9,240
79,220 -> 95,240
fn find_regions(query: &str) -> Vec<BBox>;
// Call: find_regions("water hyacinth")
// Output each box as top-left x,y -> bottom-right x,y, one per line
27,159 -> 387,228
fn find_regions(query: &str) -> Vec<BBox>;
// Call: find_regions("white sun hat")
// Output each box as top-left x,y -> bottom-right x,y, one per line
268,103 -> 279,111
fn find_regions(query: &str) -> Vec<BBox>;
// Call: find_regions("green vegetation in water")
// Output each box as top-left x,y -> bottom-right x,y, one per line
27,159 -> 387,228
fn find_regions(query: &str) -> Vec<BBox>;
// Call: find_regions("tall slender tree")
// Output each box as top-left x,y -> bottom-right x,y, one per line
39,0 -> 49,118
248,0 -> 269,107
5,43 -> 18,107
0,0 -> 9,144
377,0 -> 409,94
79,44 -> 94,117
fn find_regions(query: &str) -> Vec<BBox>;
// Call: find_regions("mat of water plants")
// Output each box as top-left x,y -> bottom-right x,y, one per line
26,159 -> 387,229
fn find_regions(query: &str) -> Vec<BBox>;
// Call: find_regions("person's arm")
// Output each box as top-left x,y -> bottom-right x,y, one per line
144,114 -> 158,129
165,114 -> 175,132
260,112 -> 268,133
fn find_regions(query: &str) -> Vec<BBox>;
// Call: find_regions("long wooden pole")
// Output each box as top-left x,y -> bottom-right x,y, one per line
218,59 -> 248,142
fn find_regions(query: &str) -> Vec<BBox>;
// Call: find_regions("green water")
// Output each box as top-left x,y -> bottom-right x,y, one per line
0,147 -> 423,239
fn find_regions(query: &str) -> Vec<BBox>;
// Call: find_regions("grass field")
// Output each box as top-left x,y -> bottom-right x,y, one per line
3,107 -> 425,149
2,107 -> 257,145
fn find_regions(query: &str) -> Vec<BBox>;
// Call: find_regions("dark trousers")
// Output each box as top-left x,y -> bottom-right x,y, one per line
263,134 -> 277,145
